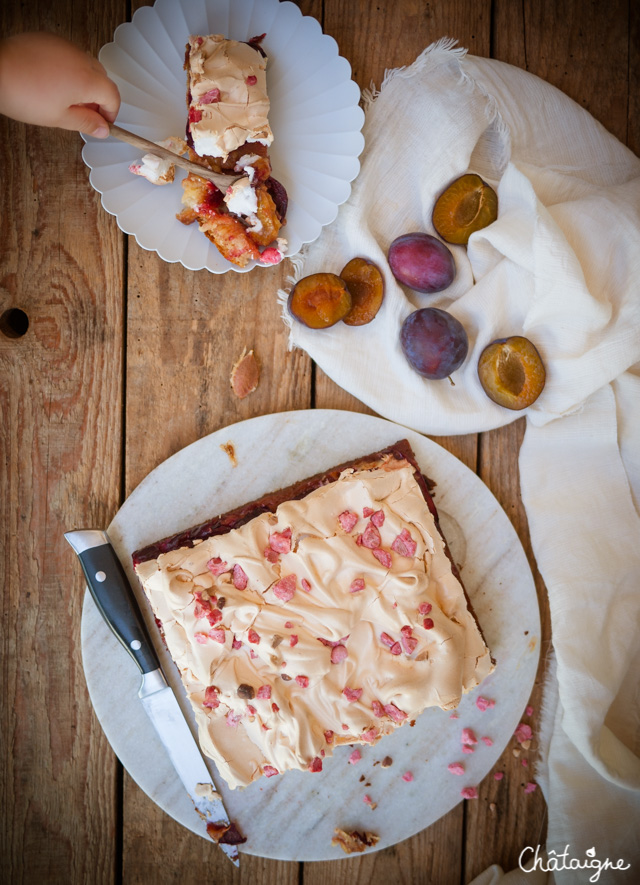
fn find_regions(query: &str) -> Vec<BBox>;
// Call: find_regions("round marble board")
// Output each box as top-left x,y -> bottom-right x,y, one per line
80,409 -> 540,861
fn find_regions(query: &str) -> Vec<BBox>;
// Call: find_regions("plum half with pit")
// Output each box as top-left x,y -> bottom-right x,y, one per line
400,308 -> 469,380
478,336 -> 546,409
388,233 -> 455,294
432,174 -> 498,245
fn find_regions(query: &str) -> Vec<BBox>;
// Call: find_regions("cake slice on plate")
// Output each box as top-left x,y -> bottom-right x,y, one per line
133,440 -> 494,791
177,34 -> 287,267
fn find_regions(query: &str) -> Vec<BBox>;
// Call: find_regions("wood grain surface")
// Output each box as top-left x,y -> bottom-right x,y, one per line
0,0 -> 635,883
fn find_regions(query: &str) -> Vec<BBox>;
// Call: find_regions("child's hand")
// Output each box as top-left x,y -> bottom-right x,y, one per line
0,32 -> 120,137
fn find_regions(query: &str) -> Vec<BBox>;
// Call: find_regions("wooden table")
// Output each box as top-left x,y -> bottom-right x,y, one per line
1,1 -> 637,882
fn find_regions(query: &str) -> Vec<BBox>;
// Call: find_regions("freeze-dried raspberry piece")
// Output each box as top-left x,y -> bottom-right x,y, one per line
264,546 -> 279,563
189,107 -> 203,123
462,745 -> 474,754
263,765 -> 279,777
247,704 -> 257,715
273,574 -> 296,602
331,644 -> 348,664
526,705 -> 534,717
494,772 -> 504,781
301,578 -> 312,593
363,507 -> 374,517
391,528 -> 417,557
390,642 -> 402,656
232,636 -> 243,650
380,632 -> 395,648
203,686 -> 220,709
284,621 -> 293,629
308,757 -> 323,772
524,782 -> 537,794
482,736 -> 493,747
338,510 -> 358,532
447,762 -> 465,776
384,703 -> 408,723
200,87 -> 221,104
515,723 -> 533,744
461,728 -> 478,746
349,749 -> 362,765
324,730 -> 334,744
423,617 -> 434,630
256,684 -> 271,699
248,628 -> 260,644
194,602 -> 209,619
343,687 -> 363,703
363,794 -> 377,809
400,626 -> 418,655
232,564 -> 248,590
209,628 -> 226,643
372,700 -> 386,718
271,702 -> 279,713
418,602 -> 432,616
207,608 -> 223,626
349,578 -> 365,593
289,634 -> 299,648
372,548 -> 392,569
207,557 -> 230,576
476,696 -> 495,712
461,787 -> 478,799
361,522 -> 381,549
361,728 -> 379,743
195,632 -> 208,644
370,509 -> 385,528
269,528 -> 292,554
402,771 -> 414,782
226,710 -> 241,727
246,75 -> 257,86
295,675 -> 309,688
259,247 -> 283,265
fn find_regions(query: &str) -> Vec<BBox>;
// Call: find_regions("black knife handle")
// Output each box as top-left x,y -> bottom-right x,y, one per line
74,538 -> 159,675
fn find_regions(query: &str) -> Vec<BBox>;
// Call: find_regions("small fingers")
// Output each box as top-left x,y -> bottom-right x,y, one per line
63,104 -> 111,137
81,67 -> 121,123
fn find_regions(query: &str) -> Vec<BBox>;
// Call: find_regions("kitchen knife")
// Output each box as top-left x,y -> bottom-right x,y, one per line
65,528 -> 244,866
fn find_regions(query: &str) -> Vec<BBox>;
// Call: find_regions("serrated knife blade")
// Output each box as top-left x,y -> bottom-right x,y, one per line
65,529 -> 243,866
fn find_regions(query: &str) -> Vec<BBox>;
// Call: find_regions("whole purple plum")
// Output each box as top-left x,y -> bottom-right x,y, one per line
400,308 -> 468,380
388,232 -> 455,294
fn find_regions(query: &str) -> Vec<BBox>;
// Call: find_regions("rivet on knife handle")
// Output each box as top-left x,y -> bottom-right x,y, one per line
65,529 -> 159,675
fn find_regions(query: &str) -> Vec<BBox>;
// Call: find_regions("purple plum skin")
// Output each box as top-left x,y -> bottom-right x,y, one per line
400,308 -> 469,380
388,233 -> 455,294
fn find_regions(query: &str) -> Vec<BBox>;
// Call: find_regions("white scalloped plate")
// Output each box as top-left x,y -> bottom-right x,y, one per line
82,0 -> 365,273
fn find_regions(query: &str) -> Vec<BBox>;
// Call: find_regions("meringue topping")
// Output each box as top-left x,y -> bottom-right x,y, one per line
134,457 -> 493,790
186,35 -> 273,161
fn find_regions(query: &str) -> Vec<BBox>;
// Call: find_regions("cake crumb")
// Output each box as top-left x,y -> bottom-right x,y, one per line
220,441 -> 238,467
381,756 -> 393,768
332,827 -> 379,854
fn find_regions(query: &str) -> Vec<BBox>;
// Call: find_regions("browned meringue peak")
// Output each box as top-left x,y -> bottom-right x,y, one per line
135,459 -> 493,790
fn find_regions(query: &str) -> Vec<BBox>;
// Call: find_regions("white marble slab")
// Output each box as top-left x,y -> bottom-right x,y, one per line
80,409 -> 540,861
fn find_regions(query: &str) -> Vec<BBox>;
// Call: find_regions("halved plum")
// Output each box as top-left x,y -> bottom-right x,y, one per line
288,273 -> 352,329
477,336 -> 545,409
432,174 -> 498,245
340,258 -> 384,326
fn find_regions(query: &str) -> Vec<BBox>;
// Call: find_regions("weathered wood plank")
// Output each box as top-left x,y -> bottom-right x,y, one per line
0,0 -> 125,882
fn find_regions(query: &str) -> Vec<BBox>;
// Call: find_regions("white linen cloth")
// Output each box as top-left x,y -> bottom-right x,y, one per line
278,41 -> 640,883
